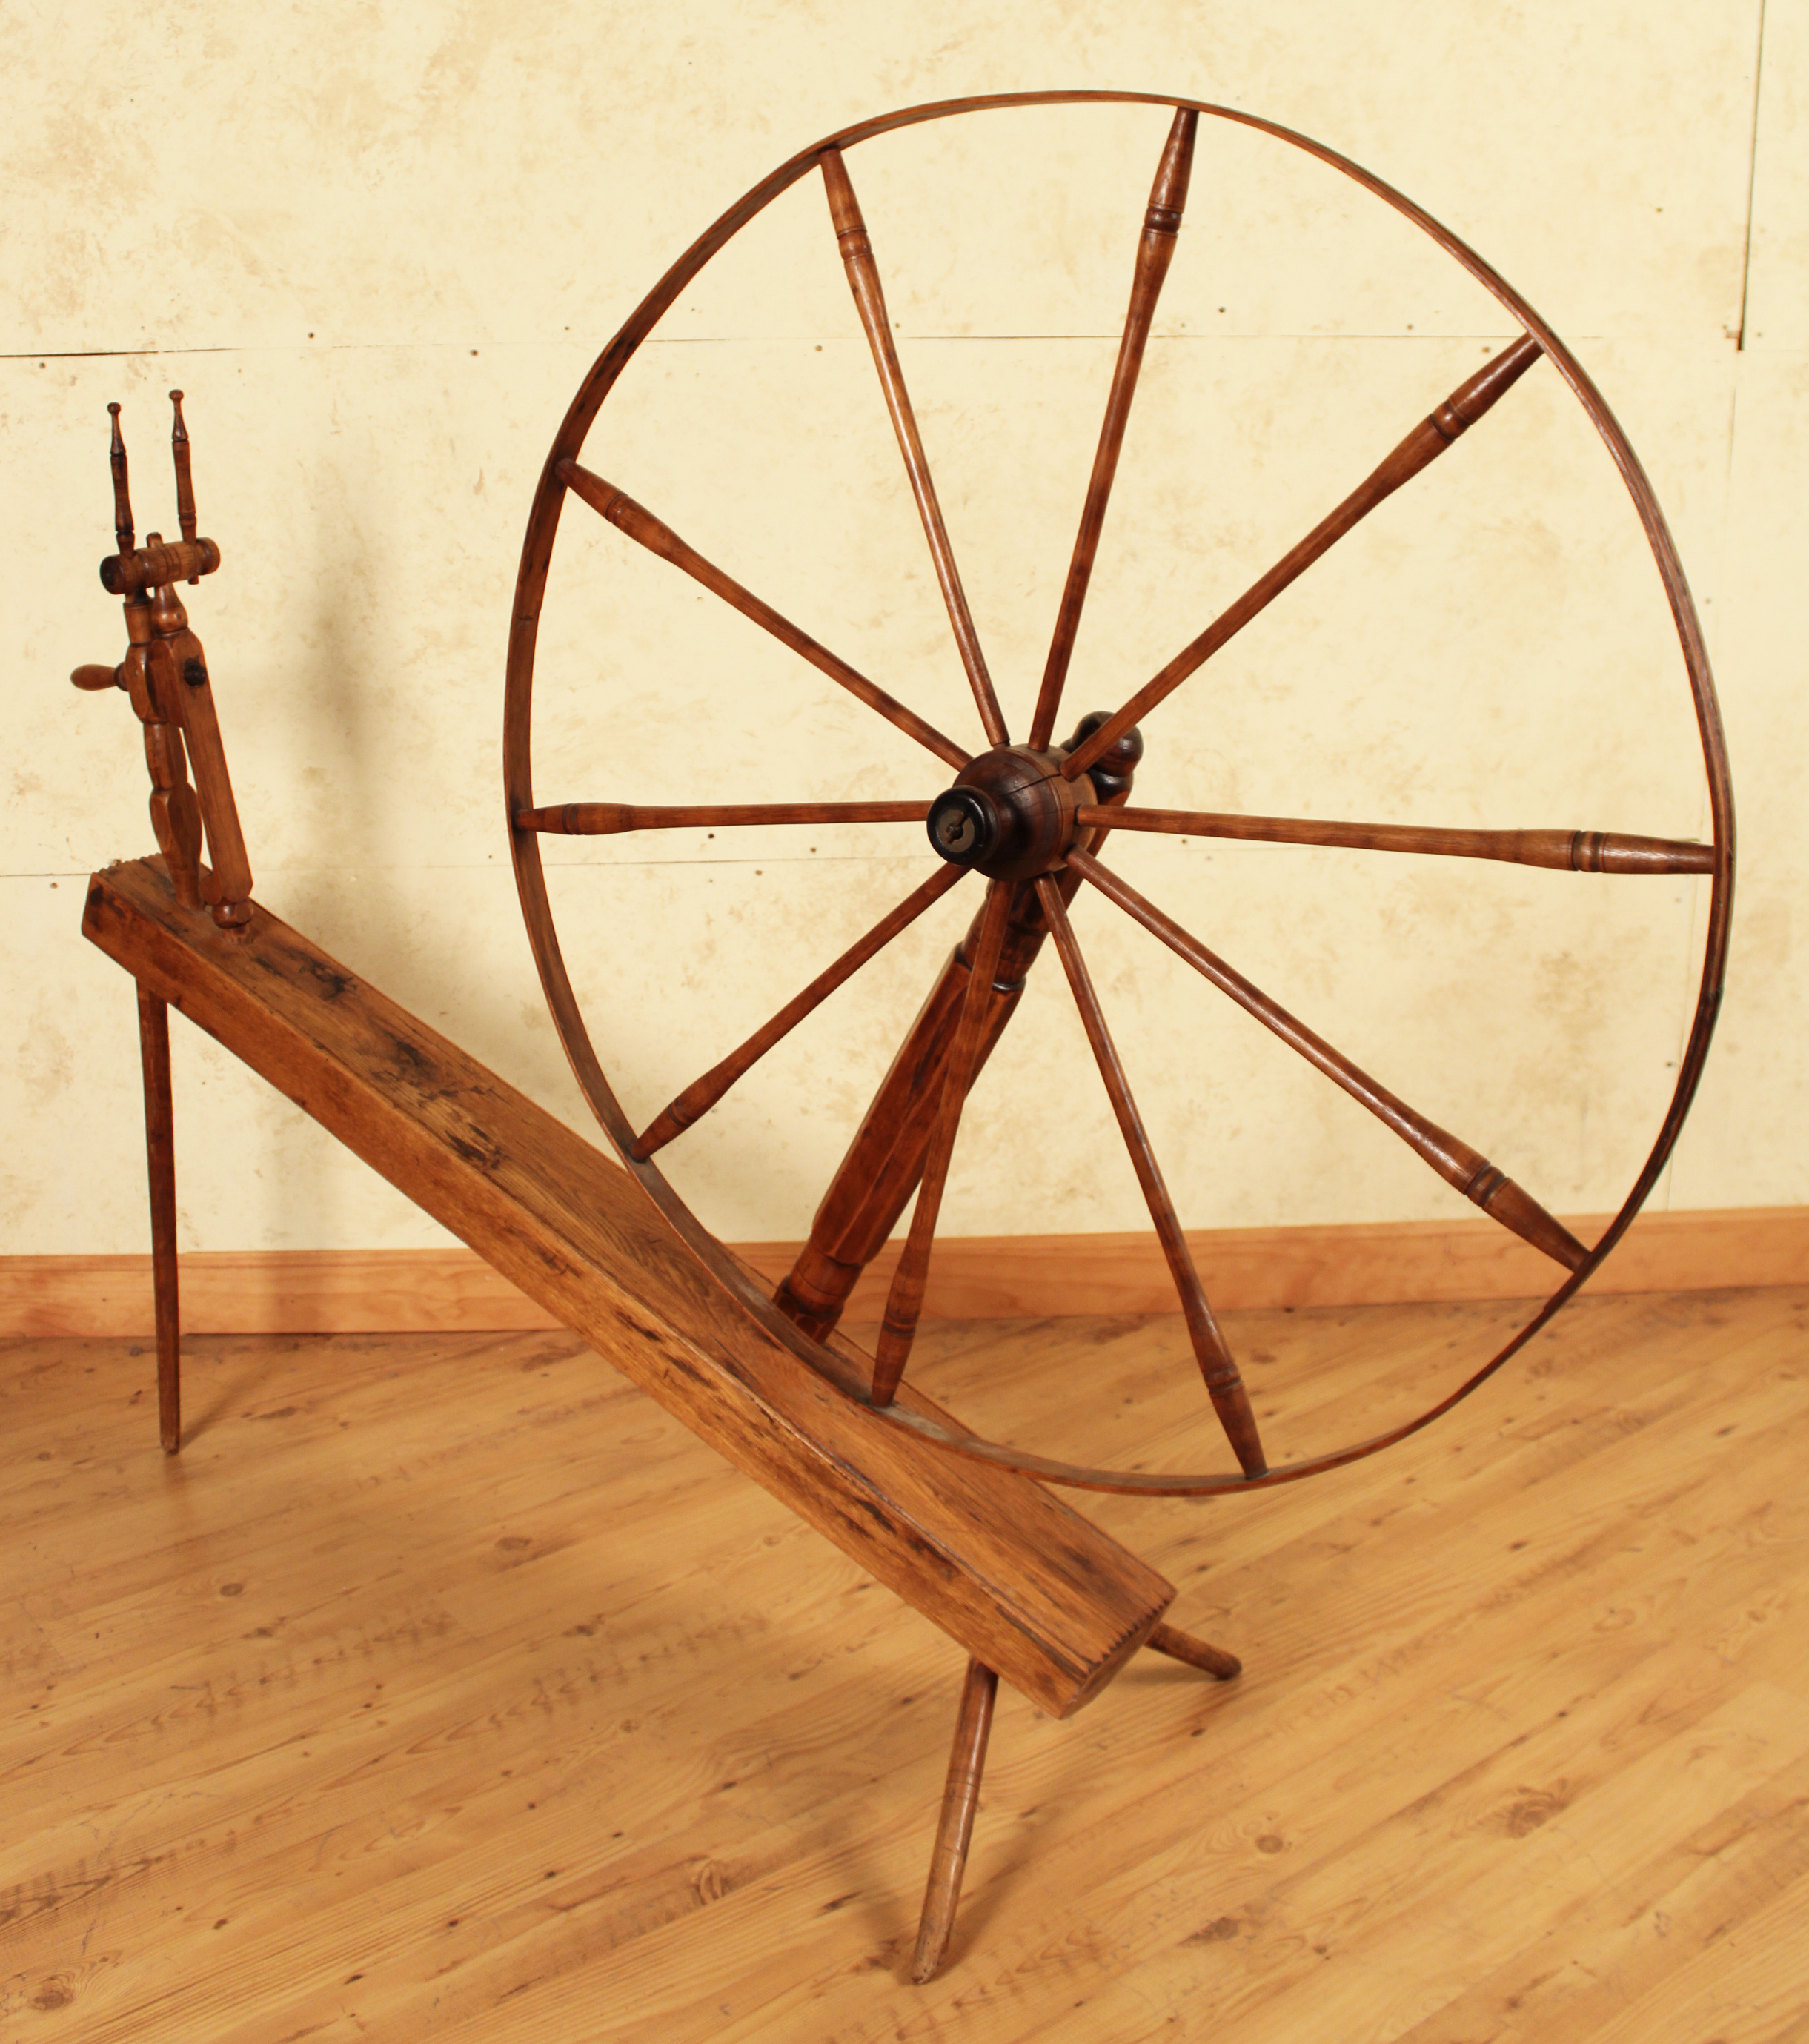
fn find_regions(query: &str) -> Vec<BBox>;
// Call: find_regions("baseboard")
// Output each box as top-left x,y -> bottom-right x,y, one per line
5,1208 -> 1805,1338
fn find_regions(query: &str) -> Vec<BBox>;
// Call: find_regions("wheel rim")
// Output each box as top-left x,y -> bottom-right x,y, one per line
504,92 -> 1735,1496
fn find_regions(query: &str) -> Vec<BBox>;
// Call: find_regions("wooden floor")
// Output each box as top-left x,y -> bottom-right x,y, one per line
4,1287 -> 1808,2042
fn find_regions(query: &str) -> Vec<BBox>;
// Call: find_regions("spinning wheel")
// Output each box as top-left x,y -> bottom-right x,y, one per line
70,92 -> 1735,1988
507,92 -> 1733,1496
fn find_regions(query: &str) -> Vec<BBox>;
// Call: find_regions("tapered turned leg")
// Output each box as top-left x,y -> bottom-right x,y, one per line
1146,1620 -> 1241,1680
912,1656 -> 998,1984
136,984 -> 181,1453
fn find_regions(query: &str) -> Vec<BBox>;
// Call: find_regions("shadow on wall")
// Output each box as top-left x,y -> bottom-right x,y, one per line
272,423 -> 589,1239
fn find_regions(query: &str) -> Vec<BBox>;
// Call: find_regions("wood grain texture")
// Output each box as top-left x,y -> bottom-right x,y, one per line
9,1206 -> 1808,1338
1146,1619 -> 1241,1679
872,880 -> 1015,1404
4,1284 -> 1805,2037
145,597 -> 253,931
78,856 -> 1169,1718
109,591 -> 205,910
515,799 -> 930,835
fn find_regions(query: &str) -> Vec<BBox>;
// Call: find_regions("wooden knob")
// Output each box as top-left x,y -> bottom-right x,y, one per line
1064,711 -> 1145,803
927,786 -> 1000,867
1063,710 -> 1145,777
70,663 -> 123,691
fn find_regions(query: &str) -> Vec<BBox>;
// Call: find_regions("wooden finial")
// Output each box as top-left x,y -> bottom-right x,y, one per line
108,402 -> 134,557
169,390 -> 199,580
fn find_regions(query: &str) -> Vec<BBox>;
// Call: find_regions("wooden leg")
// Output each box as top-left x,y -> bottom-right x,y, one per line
912,1656 -> 998,1984
1146,1619 -> 1241,1680
136,984 -> 181,1454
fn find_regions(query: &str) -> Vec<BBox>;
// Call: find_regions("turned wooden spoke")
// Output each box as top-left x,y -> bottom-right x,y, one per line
1035,878 -> 1266,1476
1029,108 -> 1198,752
1069,847 -> 1587,1270
633,863 -> 967,1159
819,147 -> 1008,749
872,880 -> 1015,1404
557,460 -> 968,772
1078,806 -> 1717,875
516,798 -> 929,835
1064,333 -> 1545,781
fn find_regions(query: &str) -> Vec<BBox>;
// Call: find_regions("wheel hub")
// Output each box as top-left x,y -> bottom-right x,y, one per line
926,714 -> 1144,880
926,746 -> 1086,879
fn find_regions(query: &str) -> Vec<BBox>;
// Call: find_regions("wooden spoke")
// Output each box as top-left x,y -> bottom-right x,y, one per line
169,390 -> 199,567
632,862 -> 967,1159
819,147 -> 1009,750
872,879 -> 1016,1404
1078,805 -> 1717,875
108,400 -> 134,554
1063,333 -> 1545,781
1069,846 -> 1587,1270
516,798 -> 929,835
557,460 -> 969,772
1028,108 -> 1198,751
1036,878 -> 1266,1474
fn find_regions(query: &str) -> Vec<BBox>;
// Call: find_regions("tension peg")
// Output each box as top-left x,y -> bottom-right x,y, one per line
70,663 -> 125,691
108,402 -> 134,557
169,390 -> 199,579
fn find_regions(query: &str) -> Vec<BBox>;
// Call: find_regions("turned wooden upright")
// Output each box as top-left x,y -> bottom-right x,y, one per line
70,394 -> 254,1454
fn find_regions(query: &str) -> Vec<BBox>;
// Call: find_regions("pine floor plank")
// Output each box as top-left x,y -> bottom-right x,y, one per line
4,1287 -> 1807,2040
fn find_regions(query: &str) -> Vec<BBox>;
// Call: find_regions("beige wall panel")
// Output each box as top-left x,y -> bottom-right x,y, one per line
1663,1 -> 1809,1211
1,4 -> 1761,352
1742,0 -> 1809,348
4,1 -> 1779,1264
1666,346 -> 1809,1211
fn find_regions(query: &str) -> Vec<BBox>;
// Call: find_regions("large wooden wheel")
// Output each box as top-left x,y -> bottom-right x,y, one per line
505,93 -> 1733,1496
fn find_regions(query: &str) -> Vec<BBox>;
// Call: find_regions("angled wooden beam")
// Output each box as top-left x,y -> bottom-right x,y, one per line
82,857 -> 1172,1718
